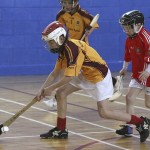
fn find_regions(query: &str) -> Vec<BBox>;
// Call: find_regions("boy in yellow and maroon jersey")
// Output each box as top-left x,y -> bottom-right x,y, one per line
36,21 -> 150,142
43,0 -> 120,107
57,0 -> 98,43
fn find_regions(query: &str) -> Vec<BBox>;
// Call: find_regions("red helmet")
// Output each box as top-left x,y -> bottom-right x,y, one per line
42,21 -> 67,45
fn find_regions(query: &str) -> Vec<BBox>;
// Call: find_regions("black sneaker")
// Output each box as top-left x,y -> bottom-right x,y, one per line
0,124 -> 3,135
136,116 -> 150,143
40,127 -> 68,139
116,125 -> 133,137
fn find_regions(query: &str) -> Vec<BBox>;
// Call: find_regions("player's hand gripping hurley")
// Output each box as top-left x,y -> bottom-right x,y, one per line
109,76 -> 123,102
81,14 -> 100,40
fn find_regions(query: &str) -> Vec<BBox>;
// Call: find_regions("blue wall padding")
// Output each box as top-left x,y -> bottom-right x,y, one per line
0,0 -> 150,75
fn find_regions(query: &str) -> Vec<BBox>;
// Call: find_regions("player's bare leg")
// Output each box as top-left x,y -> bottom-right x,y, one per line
116,87 -> 142,137
40,83 -> 80,139
97,100 -> 131,121
97,99 -> 150,142
55,83 -> 81,117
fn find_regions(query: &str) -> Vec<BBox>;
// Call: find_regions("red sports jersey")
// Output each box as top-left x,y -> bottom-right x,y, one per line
124,27 -> 150,86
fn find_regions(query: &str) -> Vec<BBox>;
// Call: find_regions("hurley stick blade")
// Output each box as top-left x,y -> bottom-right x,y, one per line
109,91 -> 122,102
109,76 -> 123,102
90,14 -> 100,27
81,14 -> 100,41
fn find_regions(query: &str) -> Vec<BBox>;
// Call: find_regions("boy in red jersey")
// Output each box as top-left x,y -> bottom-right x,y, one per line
43,0 -> 120,107
116,10 -> 150,137
37,21 -> 150,142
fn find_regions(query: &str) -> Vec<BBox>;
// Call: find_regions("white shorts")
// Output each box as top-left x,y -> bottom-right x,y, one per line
69,69 -> 113,101
129,79 -> 150,95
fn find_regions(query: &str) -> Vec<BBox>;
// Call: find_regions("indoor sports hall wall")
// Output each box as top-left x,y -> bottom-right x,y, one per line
0,0 -> 150,75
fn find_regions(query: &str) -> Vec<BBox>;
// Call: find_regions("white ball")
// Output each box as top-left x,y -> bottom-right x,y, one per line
1,126 -> 9,133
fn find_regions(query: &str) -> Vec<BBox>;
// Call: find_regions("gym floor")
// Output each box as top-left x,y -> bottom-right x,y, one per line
0,72 -> 150,150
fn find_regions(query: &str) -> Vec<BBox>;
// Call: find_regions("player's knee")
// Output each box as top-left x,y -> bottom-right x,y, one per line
98,108 -> 109,119
126,94 -> 134,105
55,89 -> 67,100
145,101 -> 150,108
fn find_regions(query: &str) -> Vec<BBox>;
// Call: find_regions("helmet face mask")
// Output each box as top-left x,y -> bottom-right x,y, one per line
121,24 -> 135,37
119,10 -> 144,34
121,25 -> 133,33
42,21 -> 67,53
43,39 -> 60,53
60,0 -> 78,12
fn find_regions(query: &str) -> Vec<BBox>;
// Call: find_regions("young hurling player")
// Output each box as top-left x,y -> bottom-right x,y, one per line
43,0 -> 121,107
115,10 -> 150,137
37,21 -> 150,143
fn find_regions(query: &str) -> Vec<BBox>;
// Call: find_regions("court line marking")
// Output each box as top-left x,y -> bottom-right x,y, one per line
0,135 -> 39,139
0,91 -> 149,149
79,131 -> 115,134
0,109 -> 128,150
0,131 -> 115,140
0,97 -> 150,145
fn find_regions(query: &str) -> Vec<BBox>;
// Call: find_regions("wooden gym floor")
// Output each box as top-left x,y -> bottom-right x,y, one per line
0,72 -> 150,150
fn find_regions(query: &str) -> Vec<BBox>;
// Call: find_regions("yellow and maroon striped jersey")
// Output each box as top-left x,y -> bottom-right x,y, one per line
55,39 -> 108,83
56,5 -> 99,41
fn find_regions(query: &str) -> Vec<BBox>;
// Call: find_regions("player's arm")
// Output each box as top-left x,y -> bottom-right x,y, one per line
41,68 -> 61,89
36,57 -> 64,100
43,75 -> 73,96
120,44 -> 130,76
41,55 -> 67,89
83,14 -> 99,29
81,14 -> 99,42
43,50 -> 84,96
56,11 -> 66,25
139,33 -> 150,81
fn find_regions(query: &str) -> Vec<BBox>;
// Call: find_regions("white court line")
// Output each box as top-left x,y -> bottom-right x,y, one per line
0,131 -> 114,139
0,96 -> 150,135
0,98 -> 120,131
0,135 -> 39,139
0,131 -> 114,140
0,109 -> 128,150
79,131 -> 115,134
0,95 -> 150,148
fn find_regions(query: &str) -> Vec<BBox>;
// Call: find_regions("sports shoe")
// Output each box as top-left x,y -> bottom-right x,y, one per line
116,125 -> 133,137
40,127 -> 68,139
136,116 -> 150,143
114,76 -> 123,93
43,97 -> 57,108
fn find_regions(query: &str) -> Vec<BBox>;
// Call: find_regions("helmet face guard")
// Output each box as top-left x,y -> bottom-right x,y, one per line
119,10 -> 144,33
42,40 -> 60,53
60,0 -> 78,12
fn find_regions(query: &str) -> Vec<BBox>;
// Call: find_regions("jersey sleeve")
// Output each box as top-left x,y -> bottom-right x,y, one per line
56,10 -> 66,25
54,57 -> 67,70
78,8 -> 99,30
83,14 -> 99,30
139,30 -> 150,63
124,40 -> 131,62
